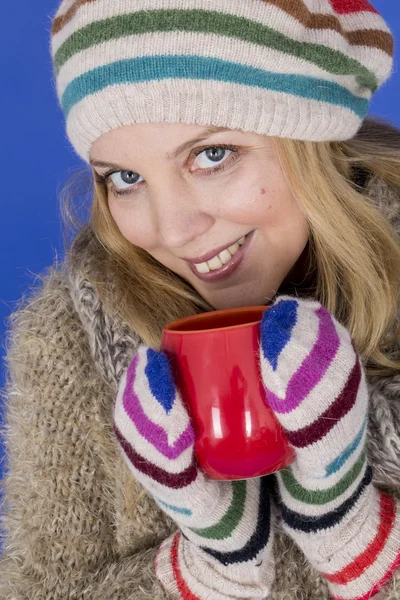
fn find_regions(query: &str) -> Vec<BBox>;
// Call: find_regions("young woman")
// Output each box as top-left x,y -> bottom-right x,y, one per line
1,1 -> 400,598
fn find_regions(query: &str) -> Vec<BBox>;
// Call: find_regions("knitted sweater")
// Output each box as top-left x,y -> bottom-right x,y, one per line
0,175 -> 399,600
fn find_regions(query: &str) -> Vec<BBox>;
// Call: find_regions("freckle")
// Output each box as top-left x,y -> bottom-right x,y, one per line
260,188 -> 266,194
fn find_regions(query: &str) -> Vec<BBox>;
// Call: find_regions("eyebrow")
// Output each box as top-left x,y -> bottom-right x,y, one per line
90,126 -> 232,170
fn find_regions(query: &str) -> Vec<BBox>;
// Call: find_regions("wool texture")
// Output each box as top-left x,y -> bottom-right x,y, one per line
113,345 -> 276,598
0,175 -> 399,598
50,0 -> 394,162
259,296 -> 400,600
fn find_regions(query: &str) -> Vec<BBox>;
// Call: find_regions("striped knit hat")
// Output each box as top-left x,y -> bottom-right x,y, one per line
51,0 -> 394,163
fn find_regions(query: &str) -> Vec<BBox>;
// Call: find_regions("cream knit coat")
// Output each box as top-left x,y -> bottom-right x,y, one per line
0,175 -> 399,599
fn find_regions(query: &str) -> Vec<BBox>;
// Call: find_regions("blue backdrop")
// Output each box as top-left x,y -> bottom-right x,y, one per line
0,2 -> 399,446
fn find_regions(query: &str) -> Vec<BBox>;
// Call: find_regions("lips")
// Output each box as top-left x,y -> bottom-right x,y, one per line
186,230 -> 255,283
182,233 -> 247,264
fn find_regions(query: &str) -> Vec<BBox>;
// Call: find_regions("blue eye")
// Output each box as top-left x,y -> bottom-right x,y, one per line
195,147 -> 232,169
109,170 -> 143,191
98,144 -> 240,197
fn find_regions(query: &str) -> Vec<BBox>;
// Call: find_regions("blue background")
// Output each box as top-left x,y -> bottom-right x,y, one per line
0,2 -> 399,439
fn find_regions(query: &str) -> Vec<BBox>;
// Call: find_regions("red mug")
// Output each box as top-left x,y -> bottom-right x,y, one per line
161,306 -> 295,480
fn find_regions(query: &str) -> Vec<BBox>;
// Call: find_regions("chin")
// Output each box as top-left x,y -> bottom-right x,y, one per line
204,289 -> 279,311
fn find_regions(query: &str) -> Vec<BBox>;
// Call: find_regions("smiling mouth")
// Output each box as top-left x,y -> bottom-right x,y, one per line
191,233 -> 249,273
186,230 -> 255,283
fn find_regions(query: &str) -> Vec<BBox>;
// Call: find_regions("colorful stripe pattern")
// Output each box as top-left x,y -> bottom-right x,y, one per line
113,344 -> 275,599
155,529 -> 275,600
50,0 -> 394,162
259,295 -> 400,600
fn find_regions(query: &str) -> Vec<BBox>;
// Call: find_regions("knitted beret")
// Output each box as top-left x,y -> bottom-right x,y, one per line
50,0 -> 394,163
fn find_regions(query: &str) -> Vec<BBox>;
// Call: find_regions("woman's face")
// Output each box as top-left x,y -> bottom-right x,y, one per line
90,123 -> 309,309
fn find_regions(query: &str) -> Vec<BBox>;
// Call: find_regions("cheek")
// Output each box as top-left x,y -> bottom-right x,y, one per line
216,178 -> 276,224
245,179 -> 309,248
225,176 -> 294,227
108,199 -> 156,249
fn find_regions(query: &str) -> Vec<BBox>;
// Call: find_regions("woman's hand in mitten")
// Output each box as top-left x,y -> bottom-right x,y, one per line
259,295 -> 400,600
113,344 -> 276,600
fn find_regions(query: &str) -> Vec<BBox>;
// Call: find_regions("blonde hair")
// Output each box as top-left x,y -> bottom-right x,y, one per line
63,116 -> 400,377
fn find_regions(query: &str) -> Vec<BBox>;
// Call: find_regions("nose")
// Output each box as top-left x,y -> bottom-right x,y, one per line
149,176 -> 215,250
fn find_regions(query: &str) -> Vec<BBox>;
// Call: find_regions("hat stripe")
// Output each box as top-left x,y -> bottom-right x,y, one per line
53,10 -> 381,91
52,0 -> 96,36
329,0 -> 379,15
54,8 -> 391,76
61,54 -> 370,120
52,0 -> 385,41
56,30 -> 384,100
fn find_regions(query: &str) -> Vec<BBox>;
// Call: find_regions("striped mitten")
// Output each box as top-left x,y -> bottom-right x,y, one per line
259,295 -> 400,600
113,344 -> 276,599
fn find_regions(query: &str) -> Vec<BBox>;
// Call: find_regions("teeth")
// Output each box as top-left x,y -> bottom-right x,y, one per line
227,241 -> 240,254
194,235 -> 247,273
195,263 -> 212,274
207,255 -> 222,271
218,250 -> 232,265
